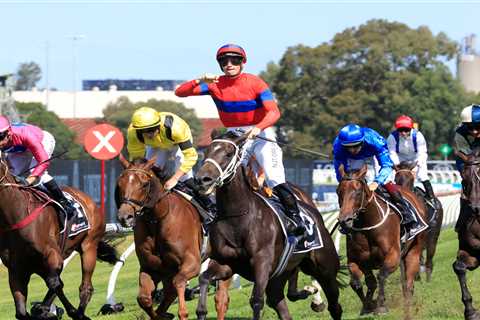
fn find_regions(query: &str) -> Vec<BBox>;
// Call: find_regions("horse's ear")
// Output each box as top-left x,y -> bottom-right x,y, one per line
338,164 -> 346,179
358,164 -> 368,177
394,164 -> 400,171
234,133 -> 249,147
118,153 -> 130,168
455,151 -> 469,163
145,156 -> 158,170
409,161 -> 418,170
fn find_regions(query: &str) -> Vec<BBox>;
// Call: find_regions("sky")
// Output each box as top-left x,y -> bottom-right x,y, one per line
1,0 -> 479,90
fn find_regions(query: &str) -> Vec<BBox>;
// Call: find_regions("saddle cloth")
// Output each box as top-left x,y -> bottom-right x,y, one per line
253,191 -> 323,253
414,186 -> 439,224
57,191 -> 90,238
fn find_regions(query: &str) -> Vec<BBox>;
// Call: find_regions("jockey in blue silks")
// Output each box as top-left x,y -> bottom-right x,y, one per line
333,124 -> 422,237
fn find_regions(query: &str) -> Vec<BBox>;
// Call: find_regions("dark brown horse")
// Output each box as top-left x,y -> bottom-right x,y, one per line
394,161 -> 443,282
337,165 -> 427,319
116,155 -> 231,320
0,157 -> 117,319
453,150 -> 480,320
194,132 -> 343,320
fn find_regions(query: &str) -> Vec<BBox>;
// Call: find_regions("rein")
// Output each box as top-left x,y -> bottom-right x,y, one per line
204,138 -> 243,189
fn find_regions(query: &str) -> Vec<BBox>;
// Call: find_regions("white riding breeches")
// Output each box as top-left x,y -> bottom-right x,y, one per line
7,130 -> 55,184
228,126 -> 286,188
145,145 -> 193,181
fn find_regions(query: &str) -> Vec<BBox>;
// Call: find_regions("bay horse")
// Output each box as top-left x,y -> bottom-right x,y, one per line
394,161 -> 443,282
116,155 -> 231,320
337,165 -> 427,319
194,132 -> 343,320
453,150 -> 480,320
0,156 -> 118,319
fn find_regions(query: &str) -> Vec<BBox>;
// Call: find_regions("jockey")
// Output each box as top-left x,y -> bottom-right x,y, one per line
387,115 -> 434,199
454,104 -> 480,232
175,43 -> 306,236
333,124 -> 421,236
127,106 -> 216,217
0,116 -> 76,220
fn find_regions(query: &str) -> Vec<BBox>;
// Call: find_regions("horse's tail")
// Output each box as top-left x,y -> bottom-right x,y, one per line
97,240 -> 120,265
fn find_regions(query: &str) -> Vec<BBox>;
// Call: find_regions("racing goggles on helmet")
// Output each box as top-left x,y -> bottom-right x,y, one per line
138,125 -> 160,135
218,55 -> 243,67
465,123 -> 480,131
342,141 -> 363,148
397,127 -> 412,133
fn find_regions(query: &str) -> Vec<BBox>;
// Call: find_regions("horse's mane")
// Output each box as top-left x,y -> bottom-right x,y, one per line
212,130 -> 241,141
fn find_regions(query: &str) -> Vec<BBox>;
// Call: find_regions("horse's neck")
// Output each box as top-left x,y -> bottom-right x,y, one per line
216,166 -> 253,214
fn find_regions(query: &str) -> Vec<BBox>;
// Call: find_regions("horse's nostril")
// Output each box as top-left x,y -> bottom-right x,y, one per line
201,176 -> 213,183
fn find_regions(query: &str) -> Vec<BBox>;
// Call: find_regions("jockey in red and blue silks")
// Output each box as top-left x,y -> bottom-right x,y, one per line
0,116 -> 76,220
333,124 -> 422,237
175,43 -> 306,236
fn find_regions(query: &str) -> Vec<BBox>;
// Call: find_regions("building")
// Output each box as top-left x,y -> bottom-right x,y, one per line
82,79 -> 184,91
457,34 -> 480,94
12,86 -> 218,119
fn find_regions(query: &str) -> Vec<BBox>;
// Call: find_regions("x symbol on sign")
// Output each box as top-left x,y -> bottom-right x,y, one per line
92,130 -> 116,153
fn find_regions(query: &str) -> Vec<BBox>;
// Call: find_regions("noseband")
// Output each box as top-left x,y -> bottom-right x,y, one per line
339,176 -> 375,220
203,138 -> 243,188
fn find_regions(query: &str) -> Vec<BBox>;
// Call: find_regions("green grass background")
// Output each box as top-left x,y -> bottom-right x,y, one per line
0,228 -> 477,319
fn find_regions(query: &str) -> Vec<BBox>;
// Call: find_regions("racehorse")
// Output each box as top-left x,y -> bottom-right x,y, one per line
453,150 -> 480,320
394,161 -> 443,281
0,156 -> 118,319
337,164 -> 427,319
194,131 -> 343,320
116,155 -> 231,320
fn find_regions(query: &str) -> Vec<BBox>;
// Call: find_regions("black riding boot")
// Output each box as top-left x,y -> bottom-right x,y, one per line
273,183 -> 306,236
389,190 -> 417,227
183,178 -> 217,224
44,180 -> 76,220
422,180 -> 435,200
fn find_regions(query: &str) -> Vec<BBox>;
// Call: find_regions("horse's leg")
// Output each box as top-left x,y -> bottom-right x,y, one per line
363,269 -> 378,314
155,279 -> 177,320
376,249 -> 400,314
348,262 -> 368,314
265,273 -> 292,320
310,265 -> 342,320
250,258 -> 272,320
137,270 -> 160,319
425,220 -> 441,282
453,250 -> 480,320
196,260 -> 233,320
215,278 -> 232,320
172,256 -> 201,320
77,243 -> 98,317
8,270 -> 31,320
403,242 -> 423,320
286,268 -> 310,301
44,248 -> 81,319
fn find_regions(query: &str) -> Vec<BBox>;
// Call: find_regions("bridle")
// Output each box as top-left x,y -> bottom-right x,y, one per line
119,168 -> 155,216
203,138 -> 244,189
338,176 -> 375,220
462,160 -> 480,204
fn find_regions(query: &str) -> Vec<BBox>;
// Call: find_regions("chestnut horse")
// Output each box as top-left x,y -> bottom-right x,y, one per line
116,156 -> 231,320
453,150 -> 480,320
394,161 -> 443,282
194,132 -> 343,320
0,157 -> 117,320
337,165 -> 427,319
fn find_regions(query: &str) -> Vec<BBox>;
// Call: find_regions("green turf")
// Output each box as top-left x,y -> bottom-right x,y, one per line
0,228 -> 477,319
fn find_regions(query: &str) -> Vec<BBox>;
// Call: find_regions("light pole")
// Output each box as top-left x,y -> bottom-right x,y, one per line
67,35 -> 85,118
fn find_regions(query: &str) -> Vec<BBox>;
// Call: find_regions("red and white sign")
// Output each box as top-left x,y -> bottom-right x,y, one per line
84,124 -> 124,160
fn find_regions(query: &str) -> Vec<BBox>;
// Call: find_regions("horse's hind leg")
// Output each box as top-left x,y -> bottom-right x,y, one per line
425,218 -> 442,282
215,278 -> 232,320
403,241 -> 423,320
77,243 -> 98,316
286,268 -> 310,301
453,250 -> 480,320
8,270 -> 31,320
265,274 -> 292,320
196,260 -> 233,320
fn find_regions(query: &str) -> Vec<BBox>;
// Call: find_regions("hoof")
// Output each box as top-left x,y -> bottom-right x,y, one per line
466,310 -> 480,320
287,290 -> 311,301
360,305 -> 376,316
158,312 -> 175,320
374,306 -> 389,315
311,302 -> 326,313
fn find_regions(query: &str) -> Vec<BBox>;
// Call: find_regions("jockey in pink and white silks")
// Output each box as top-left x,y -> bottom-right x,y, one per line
0,116 -> 76,220
386,115 -> 434,199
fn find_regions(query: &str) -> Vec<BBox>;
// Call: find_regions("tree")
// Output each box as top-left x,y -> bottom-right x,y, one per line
261,19 -> 479,159
103,97 -> 203,145
15,62 -> 42,90
14,102 -> 87,159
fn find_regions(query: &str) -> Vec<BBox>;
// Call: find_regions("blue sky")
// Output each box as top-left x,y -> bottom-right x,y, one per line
1,1 -> 479,90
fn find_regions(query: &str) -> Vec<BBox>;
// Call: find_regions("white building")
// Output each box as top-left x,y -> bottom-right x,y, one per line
12,86 -> 219,119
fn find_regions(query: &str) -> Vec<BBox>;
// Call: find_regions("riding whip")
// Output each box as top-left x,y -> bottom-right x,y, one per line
253,135 -> 331,159
20,150 -> 69,175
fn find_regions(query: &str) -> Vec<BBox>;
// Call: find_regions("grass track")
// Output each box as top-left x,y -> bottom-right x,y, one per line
0,228 -> 477,319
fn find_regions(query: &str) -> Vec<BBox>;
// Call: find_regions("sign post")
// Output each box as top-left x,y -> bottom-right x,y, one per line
439,144 -> 453,161
84,124 -> 124,215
